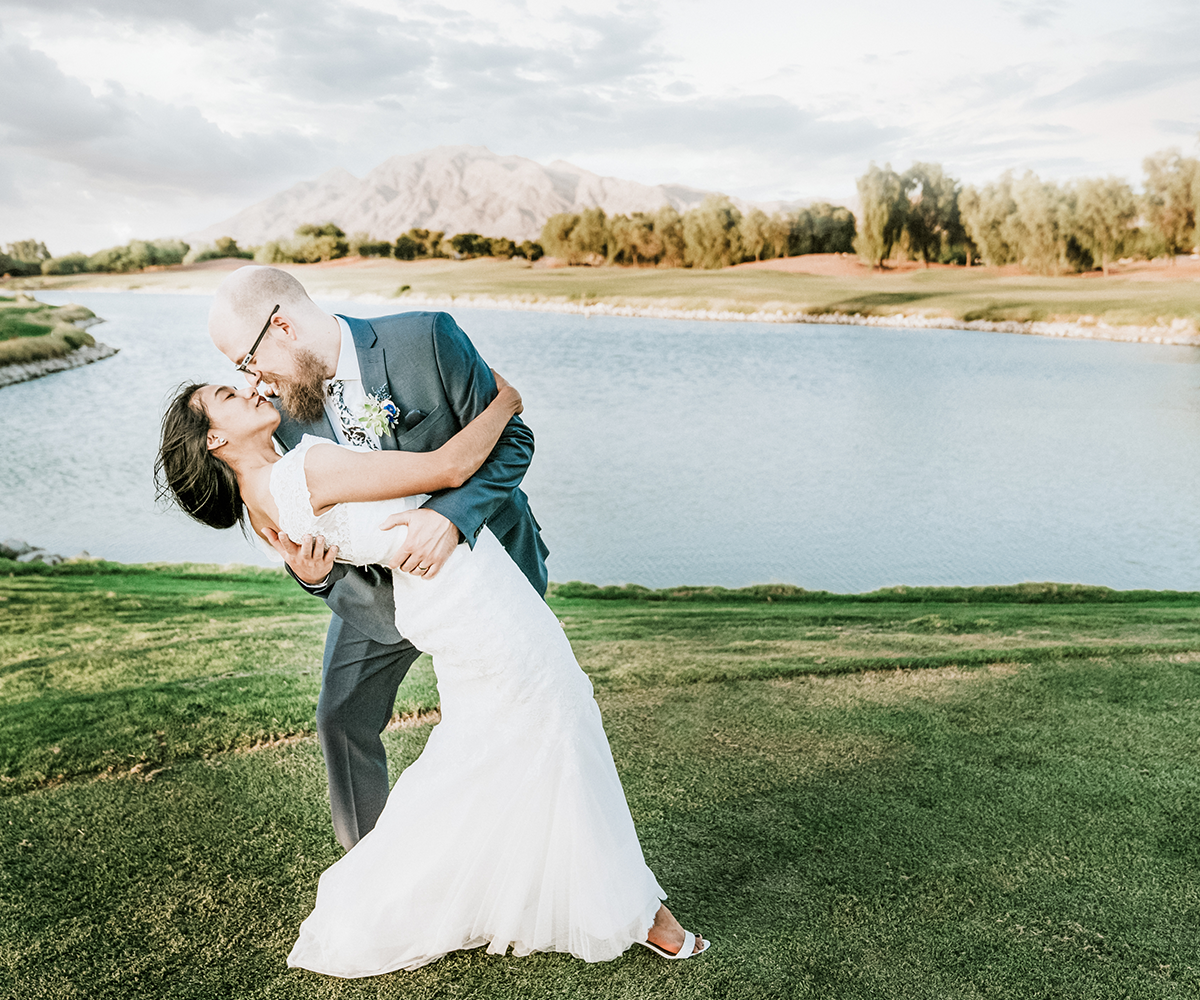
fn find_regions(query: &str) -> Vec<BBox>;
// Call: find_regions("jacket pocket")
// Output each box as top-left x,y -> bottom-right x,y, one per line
395,405 -> 451,452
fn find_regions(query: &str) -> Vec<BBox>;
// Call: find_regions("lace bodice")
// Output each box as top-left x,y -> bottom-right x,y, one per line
269,435 -> 427,567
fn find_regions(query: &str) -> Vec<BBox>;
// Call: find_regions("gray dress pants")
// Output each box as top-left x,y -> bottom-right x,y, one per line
317,614 -> 421,851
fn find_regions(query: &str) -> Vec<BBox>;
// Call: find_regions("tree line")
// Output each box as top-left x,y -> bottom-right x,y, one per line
1,237 -> 193,276
0,225 -> 547,277
257,224 -> 545,264
854,149 -> 1200,274
539,198 -> 855,269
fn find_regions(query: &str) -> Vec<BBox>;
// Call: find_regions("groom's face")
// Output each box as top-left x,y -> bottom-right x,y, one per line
256,347 -> 330,424
214,309 -> 331,423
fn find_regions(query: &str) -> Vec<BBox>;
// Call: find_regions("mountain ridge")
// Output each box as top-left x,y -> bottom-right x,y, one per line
185,145 -> 803,248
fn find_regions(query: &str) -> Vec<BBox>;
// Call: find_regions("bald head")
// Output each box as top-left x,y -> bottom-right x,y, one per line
208,265 -> 316,356
207,265 -> 342,394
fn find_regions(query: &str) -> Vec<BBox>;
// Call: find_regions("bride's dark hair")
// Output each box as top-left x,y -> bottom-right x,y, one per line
155,383 -> 245,530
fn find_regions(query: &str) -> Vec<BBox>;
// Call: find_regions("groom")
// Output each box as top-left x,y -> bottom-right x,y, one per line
208,265 -> 548,850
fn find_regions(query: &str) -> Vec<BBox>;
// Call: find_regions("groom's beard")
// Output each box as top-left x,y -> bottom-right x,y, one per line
262,347 -> 329,424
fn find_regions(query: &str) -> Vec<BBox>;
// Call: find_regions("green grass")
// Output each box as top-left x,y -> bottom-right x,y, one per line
11,257 -> 1200,329
3,563 -> 1200,997
0,299 -> 97,363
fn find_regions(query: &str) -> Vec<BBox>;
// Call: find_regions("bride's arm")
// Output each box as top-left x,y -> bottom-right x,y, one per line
303,378 -> 523,512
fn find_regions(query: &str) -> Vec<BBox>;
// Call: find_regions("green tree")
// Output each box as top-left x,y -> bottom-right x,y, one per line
6,239 -> 50,263
1073,176 -> 1136,275
763,213 -> 791,258
393,228 -> 445,259
259,223 -> 349,263
739,208 -> 771,261
394,235 -> 420,260
653,206 -> 686,267
539,214 -> 579,260
902,163 -> 964,266
449,233 -> 490,258
683,195 -> 743,269
568,207 -> 609,263
1142,149 -> 1200,258
488,237 -> 517,260
86,245 -> 137,272
41,253 -> 89,275
348,232 -> 391,257
960,173 -> 1017,266
805,203 -> 856,254
852,164 -> 906,268
1004,172 -> 1072,275
606,213 -> 663,265
515,240 -> 544,262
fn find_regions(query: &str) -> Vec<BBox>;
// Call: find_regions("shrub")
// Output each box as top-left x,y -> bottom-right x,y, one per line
256,223 -> 349,264
449,233 -> 492,258
394,235 -> 421,260
350,234 -> 393,257
187,236 -> 254,263
41,254 -> 90,275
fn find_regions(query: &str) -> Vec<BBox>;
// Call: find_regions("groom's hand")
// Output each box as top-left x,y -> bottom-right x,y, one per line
264,528 -> 338,585
379,509 -> 460,579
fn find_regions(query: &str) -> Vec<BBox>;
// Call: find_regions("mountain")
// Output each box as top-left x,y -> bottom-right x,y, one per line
185,146 -> 729,247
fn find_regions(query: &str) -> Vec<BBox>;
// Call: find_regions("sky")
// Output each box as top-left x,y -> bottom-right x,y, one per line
1,0 -> 1198,254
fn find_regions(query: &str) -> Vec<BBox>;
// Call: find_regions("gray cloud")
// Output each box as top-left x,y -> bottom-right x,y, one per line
1027,55 -> 1200,111
0,38 -> 323,197
0,0 -> 285,34
1152,118 -> 1200,137
1001,0 -> 1070,29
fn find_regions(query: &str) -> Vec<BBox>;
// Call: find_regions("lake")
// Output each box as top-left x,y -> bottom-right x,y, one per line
3,290 -> 1200,592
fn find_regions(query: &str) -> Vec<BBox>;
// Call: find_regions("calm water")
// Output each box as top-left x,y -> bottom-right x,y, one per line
3,291 -> 1200,591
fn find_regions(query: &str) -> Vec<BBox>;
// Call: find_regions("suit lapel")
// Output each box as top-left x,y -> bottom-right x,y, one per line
342,314 -> 398,451
273,400 -> 336,450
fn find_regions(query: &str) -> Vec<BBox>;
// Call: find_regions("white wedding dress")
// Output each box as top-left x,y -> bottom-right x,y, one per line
273,436 -> 665,977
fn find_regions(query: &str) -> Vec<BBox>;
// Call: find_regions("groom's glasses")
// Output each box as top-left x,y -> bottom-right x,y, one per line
235,304 -> 281,373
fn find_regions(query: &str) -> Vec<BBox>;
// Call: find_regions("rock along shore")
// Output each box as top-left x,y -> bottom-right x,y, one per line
0,341 -> 120,389
317,291 -> 1200,347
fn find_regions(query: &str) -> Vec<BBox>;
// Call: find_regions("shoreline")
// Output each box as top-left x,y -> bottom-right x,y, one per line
40,284 -> 1200,347
0,341 -> 120,389
338,291 -> 1200,347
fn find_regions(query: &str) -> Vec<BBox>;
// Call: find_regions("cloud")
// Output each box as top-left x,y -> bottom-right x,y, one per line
1001,0 -> 1070,29
1,0 -> 284,35
0,39 -> 323,198
1027,55 -> 1200,111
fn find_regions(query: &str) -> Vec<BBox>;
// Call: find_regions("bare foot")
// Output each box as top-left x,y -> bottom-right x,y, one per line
646,904 -> 706,955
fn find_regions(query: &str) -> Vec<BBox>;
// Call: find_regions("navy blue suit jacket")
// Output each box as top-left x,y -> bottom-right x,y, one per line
274,311 -> 547,644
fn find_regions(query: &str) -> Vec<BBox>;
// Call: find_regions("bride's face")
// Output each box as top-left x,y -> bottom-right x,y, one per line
196,384 -> 280,448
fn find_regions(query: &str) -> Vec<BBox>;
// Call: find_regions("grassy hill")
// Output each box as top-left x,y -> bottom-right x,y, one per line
0,295 -> 98,365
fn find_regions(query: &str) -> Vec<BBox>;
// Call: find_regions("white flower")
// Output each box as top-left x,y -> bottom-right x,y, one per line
360,394 -> 399,436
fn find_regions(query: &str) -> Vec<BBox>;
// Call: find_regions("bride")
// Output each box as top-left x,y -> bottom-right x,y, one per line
156,375 -> 709,977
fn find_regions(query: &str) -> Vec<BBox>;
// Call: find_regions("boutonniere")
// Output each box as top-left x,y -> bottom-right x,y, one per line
360,393 -> 400,436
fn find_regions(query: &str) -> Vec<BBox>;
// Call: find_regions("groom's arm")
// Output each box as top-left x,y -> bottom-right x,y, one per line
420,312 -> 534,544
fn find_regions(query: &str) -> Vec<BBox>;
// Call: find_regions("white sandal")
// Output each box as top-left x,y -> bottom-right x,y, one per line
639,930 -> 710,959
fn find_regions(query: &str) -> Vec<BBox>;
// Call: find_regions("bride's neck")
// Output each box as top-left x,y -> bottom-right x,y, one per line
222,436 -> 279,521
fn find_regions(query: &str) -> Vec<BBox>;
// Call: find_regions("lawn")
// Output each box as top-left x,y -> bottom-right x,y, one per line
0,295 -> 99,364
10,256 -> 1200,330
2,562 -> 1199,998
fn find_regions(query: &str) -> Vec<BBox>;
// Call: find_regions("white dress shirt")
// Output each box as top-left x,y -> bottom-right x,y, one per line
322,316 -> 381,449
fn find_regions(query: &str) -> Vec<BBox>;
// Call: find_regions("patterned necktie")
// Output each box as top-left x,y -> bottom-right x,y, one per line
327,380 -> 378,450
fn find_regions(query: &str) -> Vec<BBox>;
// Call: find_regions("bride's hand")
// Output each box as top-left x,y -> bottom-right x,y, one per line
490,369 -> 523,415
